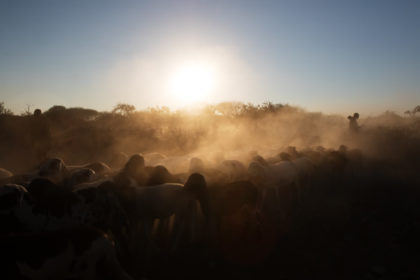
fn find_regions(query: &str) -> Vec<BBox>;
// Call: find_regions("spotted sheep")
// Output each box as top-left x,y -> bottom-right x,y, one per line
0,226 -> 133,280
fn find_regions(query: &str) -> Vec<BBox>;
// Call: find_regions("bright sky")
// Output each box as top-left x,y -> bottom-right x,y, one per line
1,0 -> 419,115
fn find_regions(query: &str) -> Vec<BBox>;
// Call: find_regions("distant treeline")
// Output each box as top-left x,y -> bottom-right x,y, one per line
1,101 -> 420,173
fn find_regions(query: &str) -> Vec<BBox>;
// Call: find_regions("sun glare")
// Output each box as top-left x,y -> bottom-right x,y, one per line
167,62 -> 215,105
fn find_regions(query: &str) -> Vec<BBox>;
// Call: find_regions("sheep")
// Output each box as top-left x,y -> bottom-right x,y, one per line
0,182 -> 59,233
17,178 -> 128,235
189,157 -> 205,174
0,184 -> 31,233
248,160 -> 298,188
114,154 -> 148,187
290,156 -> 316,198
209,180 -> 259,217
68,161 -> 112,178
64,168 -> 96,188
109,152 -> 129,169
186,157 -> 228,186
208,180 -> 260,245
0,168 -> 15,187
143,152 -> 167,166
159,154 -> 193,174
73,181 -> 129,237
0,226 -> 133,280
248,160 -> 300,216
218,159 -> 248,183
7,158 -> 70,187
131,173 -> 209,253
24,178 -> 82,231
37,157 -> 68,181
0,167 -> 13,180
145,165 -> 181,186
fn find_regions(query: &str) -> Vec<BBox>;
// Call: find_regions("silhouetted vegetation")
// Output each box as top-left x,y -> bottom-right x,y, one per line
0,101 -> 419,172
0,102 -> 13,116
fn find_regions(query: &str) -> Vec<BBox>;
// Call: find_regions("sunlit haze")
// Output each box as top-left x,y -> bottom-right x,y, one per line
0,0 -> 419,115
167,61 -> 216,107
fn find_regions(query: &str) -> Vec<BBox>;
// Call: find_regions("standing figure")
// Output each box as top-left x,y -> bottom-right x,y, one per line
30,109 -> 52,162
347,112 -> 360,133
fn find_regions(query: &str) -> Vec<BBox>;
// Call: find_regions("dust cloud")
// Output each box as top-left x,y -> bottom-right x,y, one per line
0,102 -> 419,174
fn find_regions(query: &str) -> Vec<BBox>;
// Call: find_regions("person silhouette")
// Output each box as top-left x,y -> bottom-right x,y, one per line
30,109 -> 52,162
347,112 -> 360,133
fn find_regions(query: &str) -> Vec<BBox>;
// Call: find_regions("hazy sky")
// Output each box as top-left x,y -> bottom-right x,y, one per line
1,0 -> 419,115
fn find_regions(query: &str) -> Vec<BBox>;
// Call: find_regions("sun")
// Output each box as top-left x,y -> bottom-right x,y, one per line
167,62 -> 215,105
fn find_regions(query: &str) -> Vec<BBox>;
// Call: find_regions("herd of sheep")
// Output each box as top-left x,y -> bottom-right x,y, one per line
0,143 -> 419,279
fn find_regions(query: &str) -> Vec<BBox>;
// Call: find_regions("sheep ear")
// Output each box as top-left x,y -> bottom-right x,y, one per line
347,116 -> 352,119
184,173 -> 206,192
191,173 -> 204,185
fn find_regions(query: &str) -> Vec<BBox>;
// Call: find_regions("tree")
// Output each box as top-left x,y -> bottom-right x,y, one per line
404,105 -> 420,117
147,106 -> 170,114
404,110 -> 413,117
0,102 -> 13,115
20,104 -> 33,116
112,103 -> 136,116
47,105 -> 66,113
